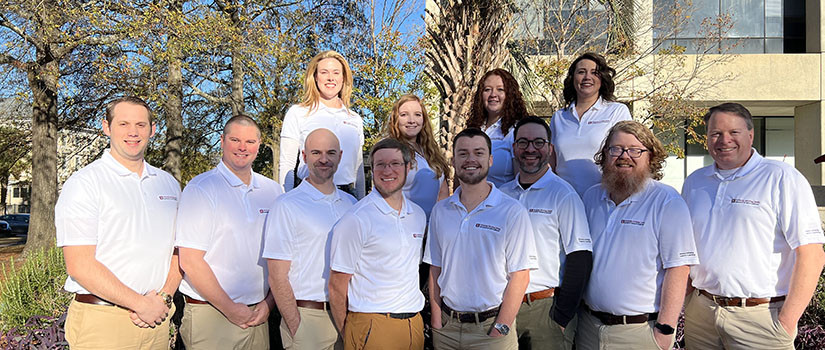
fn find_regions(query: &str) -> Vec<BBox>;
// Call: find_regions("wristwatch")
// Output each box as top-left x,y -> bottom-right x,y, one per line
654,322 -> 675,335
493,322 -> 510,335
158,291 -> 173,308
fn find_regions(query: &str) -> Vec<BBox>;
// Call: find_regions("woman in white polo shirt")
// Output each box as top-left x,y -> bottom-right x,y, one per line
465,68 -> 529,187
550,52 -> 632,196
278,50 -> 365,198
385,94 -> 450,218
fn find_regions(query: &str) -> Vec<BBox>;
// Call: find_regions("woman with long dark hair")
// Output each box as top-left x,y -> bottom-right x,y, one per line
550,52 -> 632,196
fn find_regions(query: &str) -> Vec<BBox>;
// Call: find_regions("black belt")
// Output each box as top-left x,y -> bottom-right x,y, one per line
585,304 -> 657,325
386,312 -> 417,320
441,302 -> 499,323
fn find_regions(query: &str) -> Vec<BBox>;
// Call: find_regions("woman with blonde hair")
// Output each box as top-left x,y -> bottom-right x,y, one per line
385,94 -> 450,217
278,50 -> 365,197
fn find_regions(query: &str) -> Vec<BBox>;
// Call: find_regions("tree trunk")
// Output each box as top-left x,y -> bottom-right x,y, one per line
0,170 -> 8,215
163,6 -> 184,182
229,5 -> 244,116
24,60 -> 59,255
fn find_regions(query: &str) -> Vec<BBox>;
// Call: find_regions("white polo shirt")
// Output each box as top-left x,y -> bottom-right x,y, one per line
550,98 -> 631,196
500,170 -> 592,293
262,180 -> 356,302
682,150 -> 825,298
424,184 -> 539,312
403,151 -> 444,219
329,191 -> 426,313
582,179 -> 699,315
280,103 -> 364,186
56,149 -> 181,295
482,120 -> 515,187
175,162 -> 283,305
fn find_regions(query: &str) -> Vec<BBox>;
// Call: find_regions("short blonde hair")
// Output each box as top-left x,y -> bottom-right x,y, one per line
300,50 -> 353,112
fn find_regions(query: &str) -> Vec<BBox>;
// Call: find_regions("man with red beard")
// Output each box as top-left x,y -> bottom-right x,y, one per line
425,128 -> 538,350
329,138 -> 427,349
576,121 -> 698,350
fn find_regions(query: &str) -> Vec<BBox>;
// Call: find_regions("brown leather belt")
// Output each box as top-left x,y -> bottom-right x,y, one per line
699,289 -> 786,307
441,302 -> 499,323
184,296 -> 209,305
296,300 -> 329,310
585,304 -> 657,325
75,294 -> 116,307
523,288 -> 555,303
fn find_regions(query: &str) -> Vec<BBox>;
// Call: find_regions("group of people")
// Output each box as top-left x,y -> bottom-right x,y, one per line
54,49 -> 825,350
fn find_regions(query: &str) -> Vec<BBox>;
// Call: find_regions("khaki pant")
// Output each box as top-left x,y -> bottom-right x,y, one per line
683,290 -> 796,350
280,306 -> 342,350
65,298 -> 173,350
343,312 -> 424,350
432,310 -> 518,350
576,308 -> 672,350
516,296 -> 576,350
180,301 -> 268,350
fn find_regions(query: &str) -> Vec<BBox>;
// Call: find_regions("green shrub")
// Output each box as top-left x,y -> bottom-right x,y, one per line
0,246 -> 71,331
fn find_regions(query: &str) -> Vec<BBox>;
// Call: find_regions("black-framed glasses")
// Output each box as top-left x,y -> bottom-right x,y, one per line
515,138 -> 548,150
373,161 -> 406,171
607,146 -> 648,158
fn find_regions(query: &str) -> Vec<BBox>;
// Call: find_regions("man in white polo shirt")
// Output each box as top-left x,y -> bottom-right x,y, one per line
682,103 -> 825,350
499,117 -> 592,350
329,138 -> 427,349
56,96 -> 181,349
264,128 -> 356,349
176,115 -> 282,349
577,121 -> 698,350
425,128 -> 538,350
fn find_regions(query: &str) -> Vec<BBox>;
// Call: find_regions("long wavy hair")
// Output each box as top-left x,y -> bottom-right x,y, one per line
563,52 -> 617,106
384,94 -> 450,180
299,50 -> 354,113
466,68 -> 528,134
594,121 -> 667,180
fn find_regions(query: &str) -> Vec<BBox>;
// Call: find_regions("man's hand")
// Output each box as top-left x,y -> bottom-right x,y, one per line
130,311 -> 150,328
224,302 -> 255,328
777,315 -> 797,337
244,300 -> 272,327
488,326 -> 504,338
133,290 -> 169,326
653,328 -> 671,350
431,316 -> 442,330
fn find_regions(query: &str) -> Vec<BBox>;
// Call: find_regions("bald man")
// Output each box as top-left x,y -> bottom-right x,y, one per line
264,128 -> 357,349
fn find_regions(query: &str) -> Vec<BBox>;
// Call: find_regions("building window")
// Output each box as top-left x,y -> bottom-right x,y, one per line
12,187 -> 19,198
654,0 -> 805,54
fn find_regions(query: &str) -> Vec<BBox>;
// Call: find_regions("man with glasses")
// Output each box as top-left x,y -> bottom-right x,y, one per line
499,116 -> 592,350
576,121 -> 698,350
425,128 -> 538,350
329,138 -> 427,349
682,103 -> 825,349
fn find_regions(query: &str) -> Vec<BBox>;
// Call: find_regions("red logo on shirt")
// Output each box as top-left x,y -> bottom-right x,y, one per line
158,195 -> 177,201
258,208 -> 270,214
412,233 -> 423,239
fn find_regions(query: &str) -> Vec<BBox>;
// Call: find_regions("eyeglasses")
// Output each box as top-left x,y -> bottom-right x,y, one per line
607,146 -> 648,158
515,138 -> 548,150
373,161 -> 406,171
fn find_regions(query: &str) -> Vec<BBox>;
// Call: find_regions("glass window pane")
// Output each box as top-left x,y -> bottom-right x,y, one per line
765,0 -> 782,36
684,0 -> 721,37
725,38 -> 764,53
765,117 -> 794,165
723,0 -> 765,37
765,38 -> 783,53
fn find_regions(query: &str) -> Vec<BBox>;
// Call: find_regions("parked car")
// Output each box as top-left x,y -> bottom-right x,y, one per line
0,220 -> 10,236
0,214 -> 29,235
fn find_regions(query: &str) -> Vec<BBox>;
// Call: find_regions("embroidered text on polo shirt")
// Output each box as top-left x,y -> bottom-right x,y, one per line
620,219 -> 645,226
475,223 -> 502,232
158,195 -> 177,201
731,198 -> 760,206
528,208 -> 553,215
258,208 -> 270,214
587,119 -> 610,124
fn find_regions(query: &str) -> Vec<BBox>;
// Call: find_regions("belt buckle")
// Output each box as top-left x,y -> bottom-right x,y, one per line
713,295 -> 741,307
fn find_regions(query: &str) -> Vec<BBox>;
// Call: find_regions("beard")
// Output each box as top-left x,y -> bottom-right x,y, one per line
517,151 -> 550,175
456,166 -> 489,185
601,163 -> 649,200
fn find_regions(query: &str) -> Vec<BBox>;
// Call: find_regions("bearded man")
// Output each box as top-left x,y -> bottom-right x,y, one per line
575,120 -> 699,350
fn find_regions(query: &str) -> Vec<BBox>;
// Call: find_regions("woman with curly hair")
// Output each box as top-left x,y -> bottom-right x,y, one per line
466,68 -> 529,187
278,50 -> 365,198
385,94 -> 450,217
550,52 -> 632,196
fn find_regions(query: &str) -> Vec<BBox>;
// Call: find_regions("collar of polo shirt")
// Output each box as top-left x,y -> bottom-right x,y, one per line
102,149 -> 156,178
705,148 -> 762,181
217,161 -> 260,189
367,190 -> 413,217
448,182 -> 503,212
298,179 -> 344,202
599,177 -> 652,206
